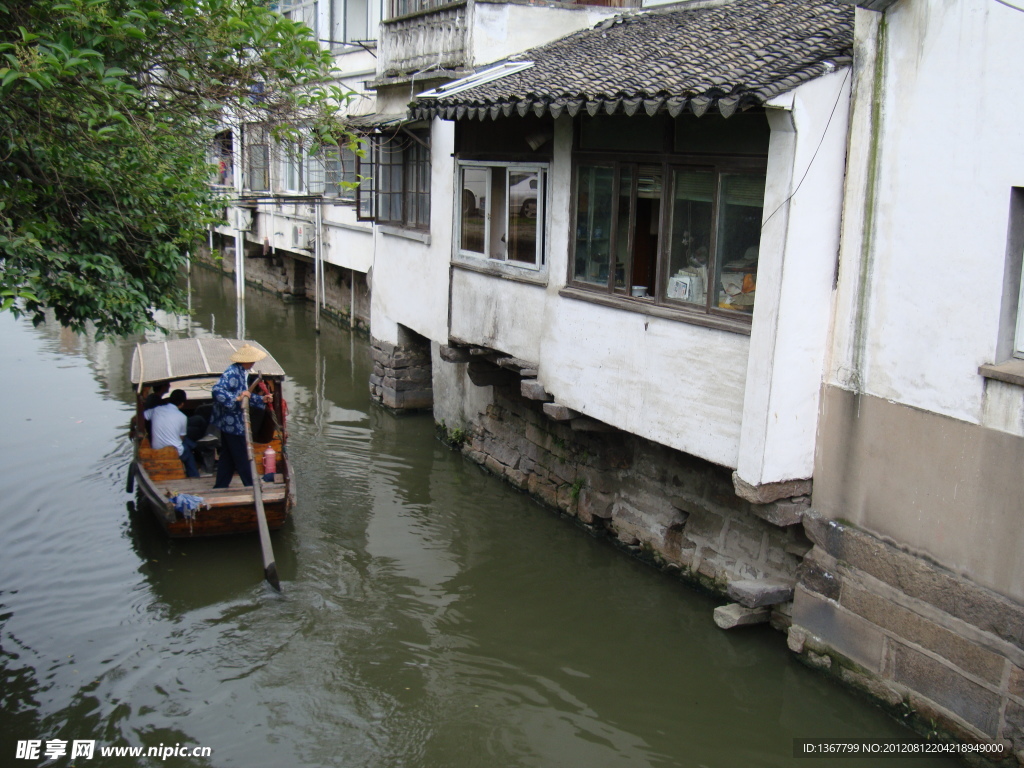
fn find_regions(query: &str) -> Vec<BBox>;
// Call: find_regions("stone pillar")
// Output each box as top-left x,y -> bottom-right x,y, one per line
369,337 -> 433,411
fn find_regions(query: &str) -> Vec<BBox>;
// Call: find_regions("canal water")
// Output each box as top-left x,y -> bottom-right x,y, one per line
0,267 -> 959,768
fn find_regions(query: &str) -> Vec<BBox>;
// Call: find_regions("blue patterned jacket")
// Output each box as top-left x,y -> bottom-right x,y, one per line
211,363 -> 266,436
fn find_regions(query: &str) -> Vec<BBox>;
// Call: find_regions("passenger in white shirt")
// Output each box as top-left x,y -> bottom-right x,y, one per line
145,390 -> 200,478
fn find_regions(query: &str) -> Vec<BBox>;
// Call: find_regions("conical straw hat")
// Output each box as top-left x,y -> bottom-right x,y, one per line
229,343 -> 267,364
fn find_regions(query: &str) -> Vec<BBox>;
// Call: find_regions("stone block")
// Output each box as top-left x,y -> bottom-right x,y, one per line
371,339 -> 396,358
543,403 -> 579,421
685,507 -> 725,543
439,344 -> 472,363
527,473 -> 558,509
1010,665 -> 1024,700
797,549 -> 841,602
890,641 -> 1002,737
733,471 -> 812,504
727,579 -> 794,608
521,380 -> 553,401
578,488 -> 614,522
506,468 -> 529,490
1003,700 -> 1024,753
791,586 -> 884,673
750,498 -> 809,527
393,365 -> 433,383
714,603 -> 771,629
392,388 -> 433,410
483,455 -> 506,477
840,583 -> 1006,685
803,511 -> 1024,653
547,457 -> 577,486
723,520 -> 765,562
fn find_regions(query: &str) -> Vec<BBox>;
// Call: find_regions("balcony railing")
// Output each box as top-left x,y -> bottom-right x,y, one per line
377,1 -> 467,80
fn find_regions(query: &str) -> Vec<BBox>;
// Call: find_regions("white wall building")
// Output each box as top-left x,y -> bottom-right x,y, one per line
788,0 -> 1024,752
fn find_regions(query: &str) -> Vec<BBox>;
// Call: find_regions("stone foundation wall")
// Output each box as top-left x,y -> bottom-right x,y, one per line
370,335 -> 434,411
440,361 -> 812,614
790,514 -> 1024,761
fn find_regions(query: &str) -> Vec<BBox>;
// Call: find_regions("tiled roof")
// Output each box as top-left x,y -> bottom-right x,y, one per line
411,0 -> 853,122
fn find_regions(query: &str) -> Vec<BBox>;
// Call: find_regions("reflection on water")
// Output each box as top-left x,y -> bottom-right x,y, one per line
0,268 -> 959,767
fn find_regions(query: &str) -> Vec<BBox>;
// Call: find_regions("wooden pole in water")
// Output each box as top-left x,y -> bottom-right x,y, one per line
243,398 -> 281,591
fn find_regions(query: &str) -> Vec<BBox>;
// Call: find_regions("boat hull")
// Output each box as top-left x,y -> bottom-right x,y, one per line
132,457 -> 294,539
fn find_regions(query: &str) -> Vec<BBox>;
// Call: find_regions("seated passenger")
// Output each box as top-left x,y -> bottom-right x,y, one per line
145,389 -> 200,478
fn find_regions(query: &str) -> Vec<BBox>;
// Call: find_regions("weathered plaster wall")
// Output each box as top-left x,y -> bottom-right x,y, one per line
369,117 -> 455,347
802,1 -> 1024,755
469,0 -> 623,67
736,69 -> 851,489
827,0 -> 1024,423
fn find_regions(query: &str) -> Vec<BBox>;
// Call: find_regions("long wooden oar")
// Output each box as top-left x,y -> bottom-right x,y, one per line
243,397 -> 281,592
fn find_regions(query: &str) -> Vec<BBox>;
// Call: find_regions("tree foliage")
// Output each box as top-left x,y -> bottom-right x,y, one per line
0,0 -> 350,336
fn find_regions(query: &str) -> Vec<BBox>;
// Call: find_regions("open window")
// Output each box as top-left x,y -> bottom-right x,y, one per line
458,162 -> 546,268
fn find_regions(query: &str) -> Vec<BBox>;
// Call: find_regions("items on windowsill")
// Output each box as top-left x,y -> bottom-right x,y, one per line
668,264 -> 707,303
717,246 -> 758,312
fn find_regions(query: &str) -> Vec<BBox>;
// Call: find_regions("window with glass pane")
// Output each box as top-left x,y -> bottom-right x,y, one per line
573,165 -> 614,285
324,145 -> 357,199
346,0 -> 369,42
666,170 -> 714,307
507,170 -> 540,264
457,162 -> 546,268
247,143 -> 269,191
377,139 -> 403,223
714,173 -> 764,314
282,141 -> 304,193
306,149 -> 325,195
409,140 -> 430,228
613,167 -> 633,291
356,145 -> 375,220
630,165 -> 662,298
374,133 -> 429,229
570,159 -> 764,321
460,167 -> 487,254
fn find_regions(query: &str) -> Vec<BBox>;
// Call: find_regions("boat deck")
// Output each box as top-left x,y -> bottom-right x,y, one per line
157,475 -> 288,507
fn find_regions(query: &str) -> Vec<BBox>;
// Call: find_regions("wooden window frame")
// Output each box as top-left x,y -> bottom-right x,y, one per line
568,150 -> 766,330
371,130 -> 431,230
455,160 -> 547,269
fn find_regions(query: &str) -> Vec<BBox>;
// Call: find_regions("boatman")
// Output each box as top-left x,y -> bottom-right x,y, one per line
211,343 -> 273,488
145,389 -> 201,478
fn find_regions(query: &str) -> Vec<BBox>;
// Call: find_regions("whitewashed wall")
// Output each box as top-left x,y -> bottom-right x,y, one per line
827,0 -> 1024,424
736,69 -> 851,488
468,1 -> 622,66
369,118 -> 455,345
448,78 -> 851,477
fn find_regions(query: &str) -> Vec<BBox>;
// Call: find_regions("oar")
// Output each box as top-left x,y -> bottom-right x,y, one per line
242,397 -> 281,592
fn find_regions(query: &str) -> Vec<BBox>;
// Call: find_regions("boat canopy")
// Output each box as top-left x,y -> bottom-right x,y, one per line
130,338 -> 285,387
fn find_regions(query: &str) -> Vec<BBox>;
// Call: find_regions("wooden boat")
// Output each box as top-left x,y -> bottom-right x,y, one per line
129,337 -> 295,538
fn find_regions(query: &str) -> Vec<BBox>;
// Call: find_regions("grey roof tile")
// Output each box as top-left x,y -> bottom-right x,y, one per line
412,0 -> 852,120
